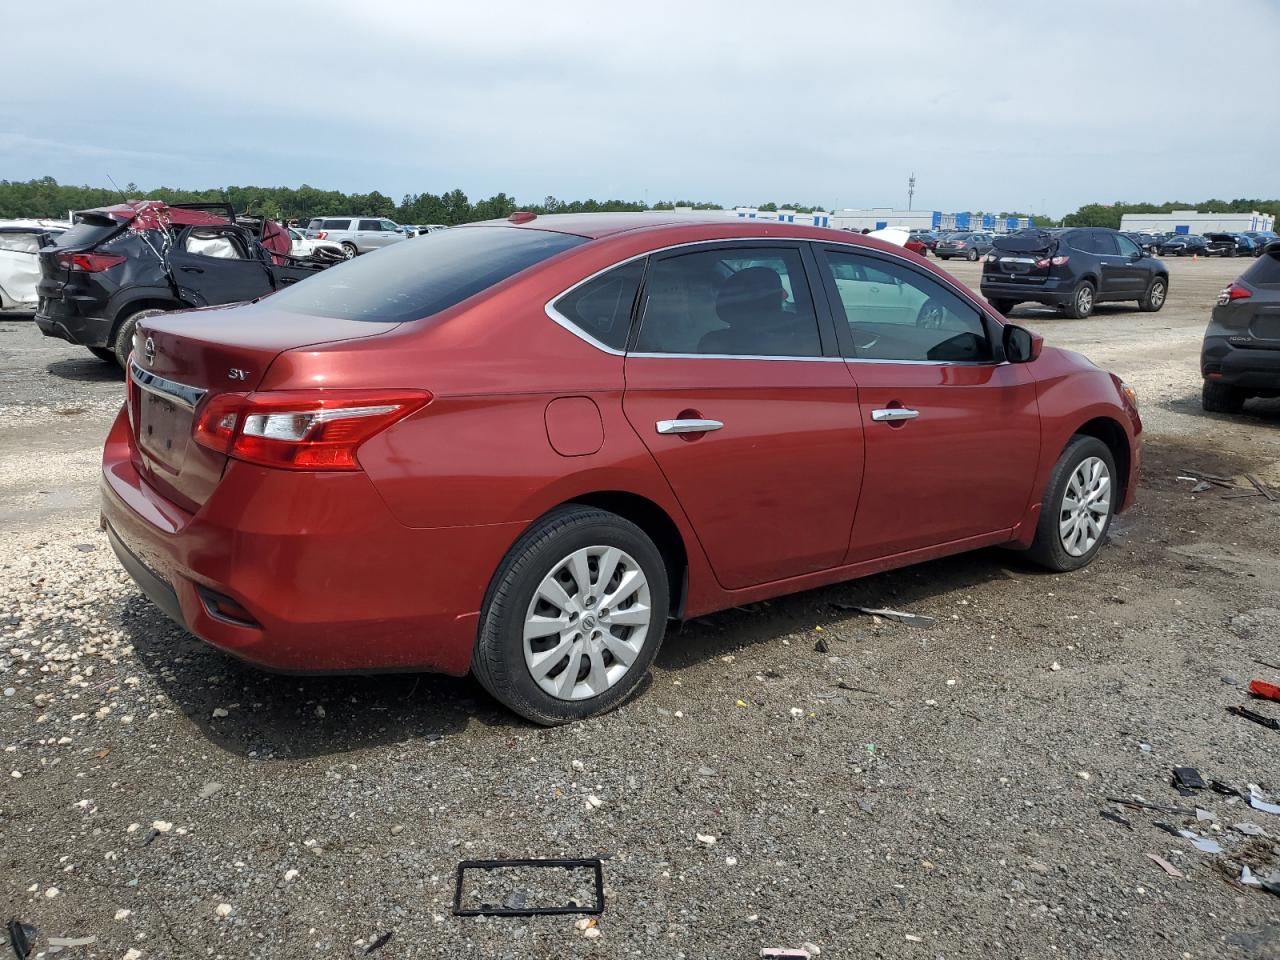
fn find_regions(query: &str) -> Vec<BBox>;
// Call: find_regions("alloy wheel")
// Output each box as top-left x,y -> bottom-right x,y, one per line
1149,281 -> 1166,308
1059,456 -> 1111,557
1077,285 -> 1093,315
522,545 -> 652,701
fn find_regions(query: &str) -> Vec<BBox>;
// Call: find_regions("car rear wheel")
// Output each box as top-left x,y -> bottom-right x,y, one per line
1063,281 -> 1095,319
1025,435 -> 1116,572
1138,276 -> 1167,312
1201,380 -> 1246,414
473,505 -> 669,725
87,347 -> 117,364
112,308 -> 169,369
341,242 -> 357,259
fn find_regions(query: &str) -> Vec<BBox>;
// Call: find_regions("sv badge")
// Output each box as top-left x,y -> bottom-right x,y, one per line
227,368 -> 250,381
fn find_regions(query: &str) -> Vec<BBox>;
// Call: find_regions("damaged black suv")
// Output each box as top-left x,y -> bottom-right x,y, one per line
36,201 -> 329,367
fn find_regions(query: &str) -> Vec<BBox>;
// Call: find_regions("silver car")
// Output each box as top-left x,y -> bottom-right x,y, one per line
303,217 -> 406,258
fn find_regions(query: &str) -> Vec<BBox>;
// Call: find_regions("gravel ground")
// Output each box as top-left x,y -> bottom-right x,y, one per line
2,257 -> 1280,959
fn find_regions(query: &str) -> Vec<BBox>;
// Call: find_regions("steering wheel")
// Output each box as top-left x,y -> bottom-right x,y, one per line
916,298 -> 947,330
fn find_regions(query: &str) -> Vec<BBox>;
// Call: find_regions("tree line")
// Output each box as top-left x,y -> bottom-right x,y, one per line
3,178 -> 1274,230
0,177 -> 724,225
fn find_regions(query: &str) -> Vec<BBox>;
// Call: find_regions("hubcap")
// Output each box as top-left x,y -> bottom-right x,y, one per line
523,545 -> 651,701
1059,456 -> 1111,557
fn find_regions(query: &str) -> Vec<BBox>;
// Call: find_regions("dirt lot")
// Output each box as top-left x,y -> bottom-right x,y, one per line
2,256 -> 1279,959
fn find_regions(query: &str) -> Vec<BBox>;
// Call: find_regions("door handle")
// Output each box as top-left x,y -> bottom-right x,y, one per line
179,266 -> 204,274
656,418 -> 723,435
871,408 -> 919,422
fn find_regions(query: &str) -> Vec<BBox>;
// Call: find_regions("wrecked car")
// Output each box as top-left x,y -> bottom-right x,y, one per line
0,219 -> 70,313
103,212 -> 1142,725
35,201 -> 333,366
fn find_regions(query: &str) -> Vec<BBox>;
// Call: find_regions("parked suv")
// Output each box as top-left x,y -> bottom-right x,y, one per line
1200,241 -> 1280,413
35,201 -> 326,367
935,232 -> 993,261
103,214 -> 1141,724
1242,231 -> 1279,256
303,217 -> 406,258
981,228 -> 1168,319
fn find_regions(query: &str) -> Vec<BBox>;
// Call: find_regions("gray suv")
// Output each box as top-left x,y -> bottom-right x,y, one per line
304,217 -> 406,258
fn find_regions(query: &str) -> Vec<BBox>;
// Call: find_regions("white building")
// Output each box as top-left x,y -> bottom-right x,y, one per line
732,207 -> 833,227
1119,210 -> 1275,235
825,208 -> 1031,233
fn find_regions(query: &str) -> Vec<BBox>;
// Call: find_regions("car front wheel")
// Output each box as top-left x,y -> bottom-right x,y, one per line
473,505 -> 670,725
1026,435 -> 1117,572
1139,276 -> 1167,312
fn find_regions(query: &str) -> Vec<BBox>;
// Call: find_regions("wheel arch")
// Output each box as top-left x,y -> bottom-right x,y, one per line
555,491 -> 689,619
1068,416 -> 1131,508
108,295 -> 187,340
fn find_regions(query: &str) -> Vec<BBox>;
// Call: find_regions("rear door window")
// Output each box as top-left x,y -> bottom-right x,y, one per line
819,248 -> 992,363
263,225 -> 586,322
1093,232 -> 1120,255
633,246 -> 821,357
1243,249 -> 1280,288
552,259 -> 644,351
322,219 -> 352,230
358,219 -> 382,231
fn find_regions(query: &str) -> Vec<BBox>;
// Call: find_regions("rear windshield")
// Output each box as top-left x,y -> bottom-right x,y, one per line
264,225 -> 588,322
55,214 -> 123,250
1243,248 -> 1280,288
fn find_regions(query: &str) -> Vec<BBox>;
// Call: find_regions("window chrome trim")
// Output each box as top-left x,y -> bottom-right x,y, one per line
543,235 -> 1004,364
129,359 -> 207,410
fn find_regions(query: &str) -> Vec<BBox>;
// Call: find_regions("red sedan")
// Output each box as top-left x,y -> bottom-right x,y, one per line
103,214 -> 1141,724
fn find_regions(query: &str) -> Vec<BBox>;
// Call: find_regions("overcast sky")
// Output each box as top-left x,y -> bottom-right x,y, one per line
4,1 -> 1277,216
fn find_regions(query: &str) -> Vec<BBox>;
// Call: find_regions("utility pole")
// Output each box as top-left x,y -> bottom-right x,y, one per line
907,173 -> 916,211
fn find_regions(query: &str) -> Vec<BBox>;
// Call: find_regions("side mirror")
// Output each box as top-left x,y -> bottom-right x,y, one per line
1003,323 -> 1043,363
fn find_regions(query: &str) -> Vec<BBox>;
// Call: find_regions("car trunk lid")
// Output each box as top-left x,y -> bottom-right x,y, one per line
128,305 -> 399,511
986,231 -> 1058,285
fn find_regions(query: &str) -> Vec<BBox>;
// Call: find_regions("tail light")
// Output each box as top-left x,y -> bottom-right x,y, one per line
953,241 -> 967,248
316,231 -> 328,240
1035,256 -> 1070,268
1219,283 -> 1252,305
193,389 -> 431,471
56,252 -> 126,272
984,254 -> 997,263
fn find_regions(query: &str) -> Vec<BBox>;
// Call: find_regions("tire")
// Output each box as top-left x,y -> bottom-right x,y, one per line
967,248 -> 979,262
1063,280 -> 1095,319
1025,435 -> 1117,572
341,242 -> 357,259
112,308 -> 168,369
1138,276 -> 1167,312
87,347 -> 117,363
989,298 -> 1016,315
1201,380 -> 1246,414
473,505 -> 670,725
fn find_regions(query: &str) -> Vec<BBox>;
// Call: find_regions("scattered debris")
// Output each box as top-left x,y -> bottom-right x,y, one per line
813,637 -> 829,654
831,603 -> 935,629
1191,481 -> 1212,493
761,950 -> 811,959
1106,796 -> 1197,817
1172,767 -> 1206,794
1248,785 -> 1280,816
1256,658 -> 1280,672
1100,810 -> 1132,829
364,931 -> 393,954
696,833 -> 717,846
1242,865 -> 1262,887
1234,822 -> 1268,837
1212,779 -> 1247,798
1228,705 -> 1280,731
46,936 -> 96,950
1196,808 -> 1216,822
6,919 -> 36,959
1246,474 -> 1278,502
1249,679 -> 1280,704
1146,854 -> 1185,879
1178,829 -> 1224,854
452,859 -> 604,917
1153,822 -> 1182,837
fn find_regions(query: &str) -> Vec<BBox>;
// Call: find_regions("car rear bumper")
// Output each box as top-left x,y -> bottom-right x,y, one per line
36,309 -> 114,348
100,407 -> 526,676
980,276 -> 1070,304
1201,336 -> 1280,392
